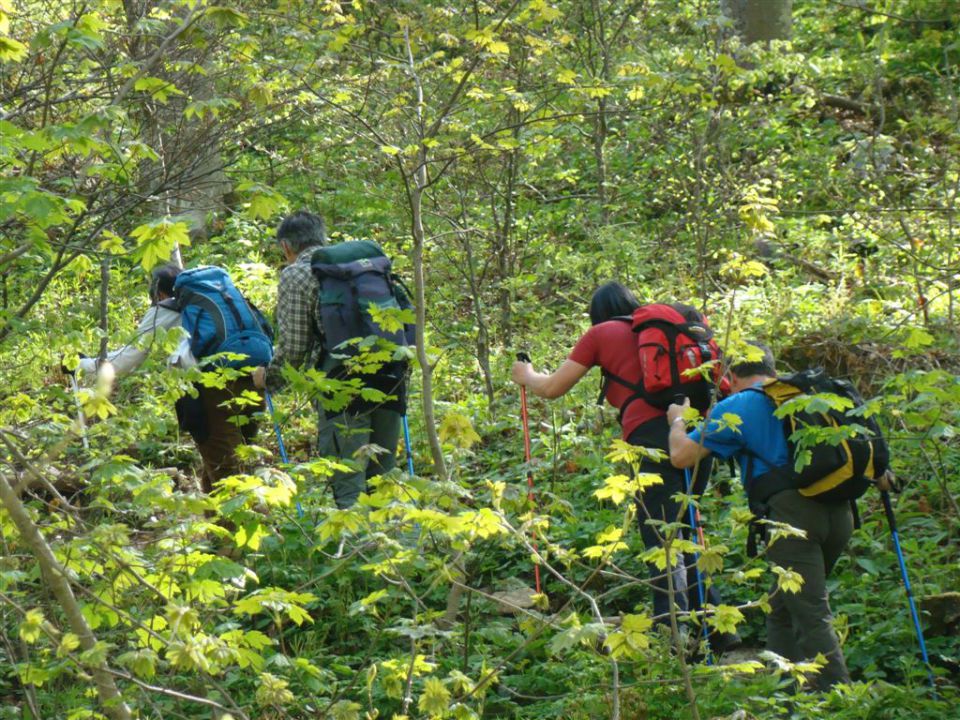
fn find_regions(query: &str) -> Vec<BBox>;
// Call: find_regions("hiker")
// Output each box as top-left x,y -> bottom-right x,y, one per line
78,264 -> 191,377
79,263 -> 268,493
666,342 -> 891,689
511,281 -> 732,637
252,210 -> 409,509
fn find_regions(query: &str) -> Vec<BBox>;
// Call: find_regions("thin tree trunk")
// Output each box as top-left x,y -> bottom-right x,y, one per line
403,25 -> 448,481
99,257 -> 110,363
496,113 -> 520,343
594,95 -> 609,222
461,232 -> 495,406
410,184 -> 447,480
0,469 -> 133,720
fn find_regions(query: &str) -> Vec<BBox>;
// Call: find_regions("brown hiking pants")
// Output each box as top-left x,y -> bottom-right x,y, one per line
194,378 -> 263,493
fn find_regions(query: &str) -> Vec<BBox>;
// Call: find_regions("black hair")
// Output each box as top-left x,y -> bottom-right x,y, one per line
670,302 -> 705,324
730,341 -> 777,378
149,263 -> 182,304
276,210 -> 327,253
588,281 -> 640,325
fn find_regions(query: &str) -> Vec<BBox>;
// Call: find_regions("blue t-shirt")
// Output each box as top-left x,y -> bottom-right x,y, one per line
688,386 -> 790,486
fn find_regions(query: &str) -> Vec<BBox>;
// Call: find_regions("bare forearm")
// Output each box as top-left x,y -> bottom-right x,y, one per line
512,359 -> 589,399
524,370 -> 563,398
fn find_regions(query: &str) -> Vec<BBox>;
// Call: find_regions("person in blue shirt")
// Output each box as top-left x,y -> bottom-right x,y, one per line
666,343 -> 854,691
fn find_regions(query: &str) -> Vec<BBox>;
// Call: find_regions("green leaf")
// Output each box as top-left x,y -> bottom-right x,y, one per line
418,677 -> 452,716
439,412 -> 481,449
772,565 -> 804,594
57,632 -> 81,657
0,35 -> 28,62
236,181 -> 287,220
205,6 -> 250,28
368,304 -> 415,333
130,220 -> 190,270
605,612 -> 653,658
19,608 -> 45,644
133,77 -> 184,103
79,640 -> 111,667
116,649 -> 158,679
708,604 -> 744,635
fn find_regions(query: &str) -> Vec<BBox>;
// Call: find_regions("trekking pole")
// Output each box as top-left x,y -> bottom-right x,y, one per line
265,390 -> 303,518
401,414 -> 415,476
881,490 -> 936,694
517,352 -> 542,595
64,365 -> 90,451
675,395 -> 711,663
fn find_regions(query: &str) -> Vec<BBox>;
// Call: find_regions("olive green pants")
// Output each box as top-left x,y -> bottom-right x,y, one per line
317,406 -> 401,509
765,489 -> 854,691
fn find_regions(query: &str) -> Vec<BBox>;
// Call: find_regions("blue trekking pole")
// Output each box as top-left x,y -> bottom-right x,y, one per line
402,414 -> 415,475
265,390 -> 303,518
881,490 -> 936,694
675,394 -> 711,663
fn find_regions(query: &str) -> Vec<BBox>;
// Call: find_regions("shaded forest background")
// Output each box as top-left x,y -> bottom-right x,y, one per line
1,1 -> 959,718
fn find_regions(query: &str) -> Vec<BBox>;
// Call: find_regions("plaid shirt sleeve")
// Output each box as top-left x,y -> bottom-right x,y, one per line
266,253 -> 321,392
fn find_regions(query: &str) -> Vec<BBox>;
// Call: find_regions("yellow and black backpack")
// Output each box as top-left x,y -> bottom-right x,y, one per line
743,368 -> 890,507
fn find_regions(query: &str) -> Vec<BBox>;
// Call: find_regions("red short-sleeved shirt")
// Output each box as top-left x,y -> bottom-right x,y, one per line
568,320 -> 663,439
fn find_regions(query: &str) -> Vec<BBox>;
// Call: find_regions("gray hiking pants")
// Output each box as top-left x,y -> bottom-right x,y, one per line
317,405 -> 401,509
765,489 -> 854,691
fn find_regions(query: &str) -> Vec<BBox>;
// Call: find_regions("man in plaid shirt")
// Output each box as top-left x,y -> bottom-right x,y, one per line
254,210 -> 403,508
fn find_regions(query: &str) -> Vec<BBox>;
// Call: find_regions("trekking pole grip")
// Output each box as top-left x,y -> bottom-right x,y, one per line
516,351 -> 531,363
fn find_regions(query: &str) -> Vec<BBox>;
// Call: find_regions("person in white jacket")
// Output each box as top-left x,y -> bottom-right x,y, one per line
78,264 -> 193,377
78,263 -> 263,493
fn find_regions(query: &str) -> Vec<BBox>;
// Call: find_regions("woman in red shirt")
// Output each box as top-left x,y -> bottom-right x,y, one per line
511,282 -> 718,632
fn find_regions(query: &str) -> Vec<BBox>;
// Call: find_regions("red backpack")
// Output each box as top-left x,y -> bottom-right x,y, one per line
602,303 -> 723,416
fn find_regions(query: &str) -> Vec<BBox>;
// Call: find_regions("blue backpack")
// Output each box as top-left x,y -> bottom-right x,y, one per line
172,266 -> 273,369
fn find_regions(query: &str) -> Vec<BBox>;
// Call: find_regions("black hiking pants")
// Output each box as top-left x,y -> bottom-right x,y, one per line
628,417 -> 715,623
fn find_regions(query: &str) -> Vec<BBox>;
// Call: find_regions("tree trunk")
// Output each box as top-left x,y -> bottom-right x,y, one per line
594,96 -> 609,222
99,257 -> 110,362
410,182 -> 448,481
496,112 -> 520,344
461,234 -> 495,407
127,0 -> 231,240
721,0 -> 792,44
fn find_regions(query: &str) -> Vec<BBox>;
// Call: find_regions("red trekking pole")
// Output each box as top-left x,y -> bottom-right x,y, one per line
517,352 -> 542,594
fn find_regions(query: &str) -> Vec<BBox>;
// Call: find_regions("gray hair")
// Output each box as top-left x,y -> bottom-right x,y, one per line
276,210 -> 327,252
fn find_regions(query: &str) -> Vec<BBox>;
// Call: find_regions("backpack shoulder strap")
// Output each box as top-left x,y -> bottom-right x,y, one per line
244,297 -> 274,341
737,384 -> 783,452
596,316 -> 640,405
177,288 -> 230,356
